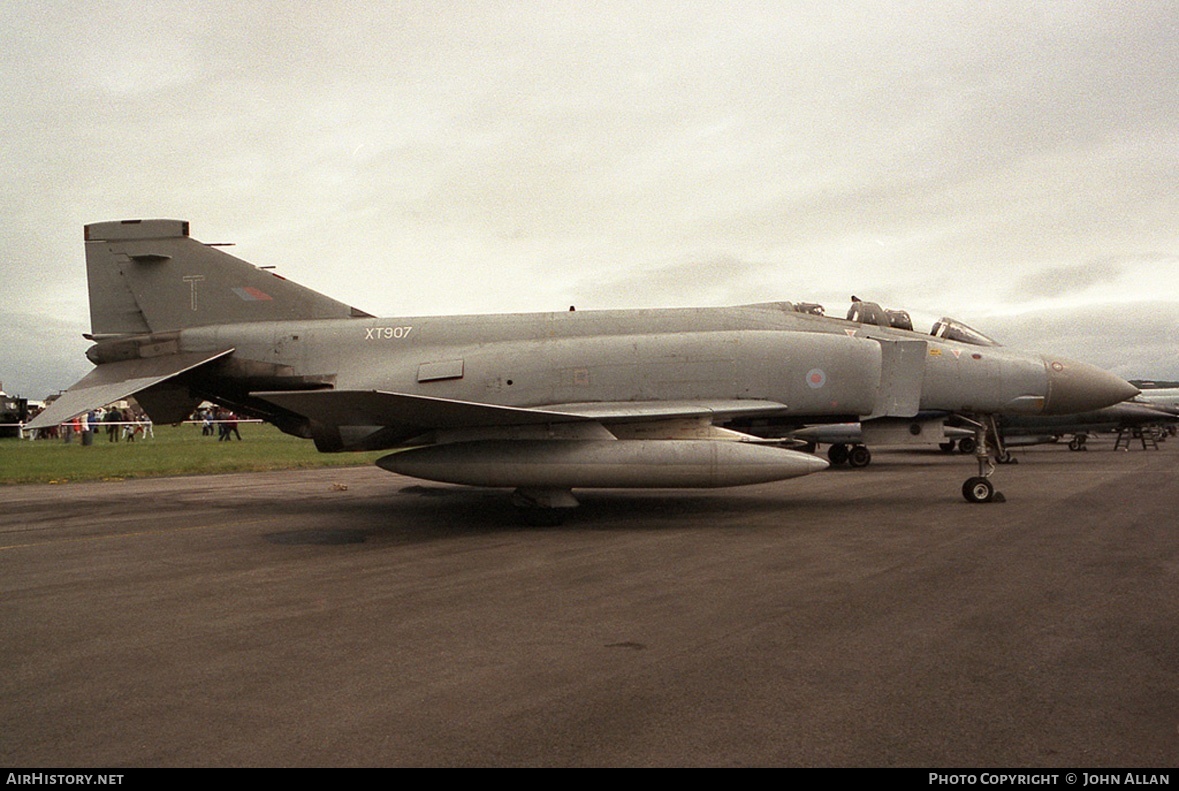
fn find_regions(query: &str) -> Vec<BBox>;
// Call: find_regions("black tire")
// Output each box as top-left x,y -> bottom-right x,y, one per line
827,443 -> 850,465
962,476 -> 994,503
847,445 -> 872,468
939,440 -> 956,453
957,437 -> 977,454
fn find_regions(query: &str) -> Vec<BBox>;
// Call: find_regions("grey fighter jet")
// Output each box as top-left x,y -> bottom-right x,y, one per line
782,399 -> 1176,468
28,220 -> 1138,518
1132,385 -> 1179,412
990,400 -> 1179,454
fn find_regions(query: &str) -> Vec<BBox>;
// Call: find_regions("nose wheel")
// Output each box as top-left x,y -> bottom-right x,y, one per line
963,476 -> 995,503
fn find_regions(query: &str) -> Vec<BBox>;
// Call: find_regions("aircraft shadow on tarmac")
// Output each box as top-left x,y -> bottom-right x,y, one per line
257,483 -> 838,544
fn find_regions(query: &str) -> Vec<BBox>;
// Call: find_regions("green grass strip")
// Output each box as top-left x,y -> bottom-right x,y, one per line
0,423 -> 386,484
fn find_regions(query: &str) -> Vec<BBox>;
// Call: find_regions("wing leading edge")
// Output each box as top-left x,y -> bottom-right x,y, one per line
252,389 -> 791,436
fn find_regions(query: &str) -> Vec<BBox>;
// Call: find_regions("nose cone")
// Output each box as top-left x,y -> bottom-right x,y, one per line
1042,357 -> 1139,415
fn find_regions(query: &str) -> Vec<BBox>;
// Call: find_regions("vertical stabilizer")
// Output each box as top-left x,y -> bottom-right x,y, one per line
85,219 -> 371,337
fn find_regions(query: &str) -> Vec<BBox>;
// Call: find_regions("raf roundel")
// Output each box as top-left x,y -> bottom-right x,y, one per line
806,368 -> 827,389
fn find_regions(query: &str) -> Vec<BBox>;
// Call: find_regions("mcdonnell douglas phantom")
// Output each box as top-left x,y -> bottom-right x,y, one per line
27,220 -> 1138,519
772,399 -> 1176,468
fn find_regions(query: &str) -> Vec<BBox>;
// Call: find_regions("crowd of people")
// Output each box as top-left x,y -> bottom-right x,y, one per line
195,407 -> 243,441
102,406 -> 153,442
21,404 -> 247,442
22,405 -> 153,443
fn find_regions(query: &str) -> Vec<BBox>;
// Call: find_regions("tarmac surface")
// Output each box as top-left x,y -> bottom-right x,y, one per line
2,438 -> 1177,767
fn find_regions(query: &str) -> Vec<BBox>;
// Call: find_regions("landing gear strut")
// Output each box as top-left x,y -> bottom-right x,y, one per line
958,416 -> 1006,503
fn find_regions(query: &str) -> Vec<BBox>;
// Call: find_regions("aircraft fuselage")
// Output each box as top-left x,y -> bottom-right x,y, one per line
92,301 -> 1122,452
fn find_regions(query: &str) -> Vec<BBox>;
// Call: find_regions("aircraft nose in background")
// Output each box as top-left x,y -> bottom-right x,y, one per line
1042,357 -> 1139,415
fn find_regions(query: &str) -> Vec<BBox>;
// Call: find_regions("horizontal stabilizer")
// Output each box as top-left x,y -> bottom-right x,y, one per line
26,349 -> 234,429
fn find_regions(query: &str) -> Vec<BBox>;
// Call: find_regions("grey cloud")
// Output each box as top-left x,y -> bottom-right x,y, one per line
1,2 -> 1175,369
0,312 -> 91,401
989,301 -> 1179,380
1011,261 -> 1128,299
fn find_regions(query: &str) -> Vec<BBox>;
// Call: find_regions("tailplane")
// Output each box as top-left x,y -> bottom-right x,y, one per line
85,219 -> 372,337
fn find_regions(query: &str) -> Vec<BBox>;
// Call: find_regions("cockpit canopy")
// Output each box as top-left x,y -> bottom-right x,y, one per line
747,298 -> 1002,347
929,318 -> 1001,347
845,299 -> 912,331
847,298 -> 1002,346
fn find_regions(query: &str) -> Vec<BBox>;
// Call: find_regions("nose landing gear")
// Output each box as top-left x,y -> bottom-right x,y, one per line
959,416 -> 1007,503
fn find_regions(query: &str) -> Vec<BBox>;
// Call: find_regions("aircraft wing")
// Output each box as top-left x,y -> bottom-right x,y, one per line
25,349 -> 234,430
252,389 -> 790,434
535,399 -> 792,422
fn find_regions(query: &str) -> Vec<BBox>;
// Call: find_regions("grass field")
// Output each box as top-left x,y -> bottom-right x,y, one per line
0,422 -> 386,484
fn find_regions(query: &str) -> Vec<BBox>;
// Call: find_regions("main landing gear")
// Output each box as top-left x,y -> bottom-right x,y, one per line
958,415 -> 1007,504
827,442 -> 872,468
939,437 -> 979,455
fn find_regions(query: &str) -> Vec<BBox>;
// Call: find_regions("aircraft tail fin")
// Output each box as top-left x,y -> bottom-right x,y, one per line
85,219 -> 372,337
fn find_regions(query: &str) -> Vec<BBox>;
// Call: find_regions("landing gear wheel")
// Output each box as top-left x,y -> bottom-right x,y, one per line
957,437 -> 977,454
963,477 -> 995,503
997,451 -> 1017,464
827,443 -> 850,465
1068,436 -> 1086,451
939,440 -> 956,453
847,445 -> 872,468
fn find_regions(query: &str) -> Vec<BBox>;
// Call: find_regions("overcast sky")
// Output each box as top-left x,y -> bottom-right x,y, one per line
2,1 -> 1177,399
